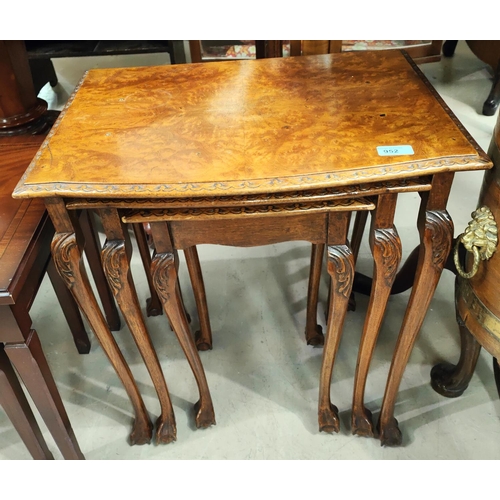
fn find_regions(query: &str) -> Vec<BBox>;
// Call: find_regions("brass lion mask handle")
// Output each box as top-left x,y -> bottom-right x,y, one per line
454,206 -> 498,279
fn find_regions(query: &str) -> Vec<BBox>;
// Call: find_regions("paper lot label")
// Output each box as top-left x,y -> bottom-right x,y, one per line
377,145 -> 414,156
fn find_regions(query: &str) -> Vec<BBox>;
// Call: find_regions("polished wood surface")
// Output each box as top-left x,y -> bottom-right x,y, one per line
13,51 -> 488,200
0,133 -> 118,340
0,133 -> 85,459
13,51 -> 493,448
0,136 -> 48,303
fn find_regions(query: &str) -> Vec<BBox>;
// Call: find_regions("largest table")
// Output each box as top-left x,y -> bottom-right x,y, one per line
13,50 -> 492,446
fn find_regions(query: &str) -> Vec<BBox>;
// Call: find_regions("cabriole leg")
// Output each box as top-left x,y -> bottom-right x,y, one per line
352,194 -> 401,437
46,199 -> 153,445
150,222 -> 216,429
378,174 -> 454,446
318,212 -> 354,433
100,209 -> 177,444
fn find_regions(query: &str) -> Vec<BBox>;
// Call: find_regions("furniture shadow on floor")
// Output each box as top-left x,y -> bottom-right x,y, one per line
53,367 -> 193,432
362,352 -> 498,446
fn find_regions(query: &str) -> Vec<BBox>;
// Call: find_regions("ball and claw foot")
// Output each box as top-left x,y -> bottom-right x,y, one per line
195,331 -> 212,351
306,324 -> 324,346
129,418 -> 154,445
318,403 -> 340,433
351,408 -> 374,437
146,297 -> 163,317
194,400 -> 216,429
430,362 -> 468,398
155,415 -> 177,444
378,417 -> 402,447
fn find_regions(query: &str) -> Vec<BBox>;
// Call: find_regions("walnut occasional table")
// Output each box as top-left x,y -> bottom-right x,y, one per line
13,50 -> 492,446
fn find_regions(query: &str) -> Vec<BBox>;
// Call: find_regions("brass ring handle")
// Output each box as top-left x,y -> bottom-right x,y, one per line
454,239 -> 480,279
454,206 -> 498,279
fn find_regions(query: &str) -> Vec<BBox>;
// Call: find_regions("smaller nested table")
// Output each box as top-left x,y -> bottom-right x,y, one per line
13,50 -> 492,446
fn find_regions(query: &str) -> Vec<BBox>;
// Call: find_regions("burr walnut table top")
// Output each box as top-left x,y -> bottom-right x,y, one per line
13,50 -> 491,200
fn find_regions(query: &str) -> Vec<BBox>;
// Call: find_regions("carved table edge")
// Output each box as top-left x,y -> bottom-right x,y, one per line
121,198 -> 376,223
62,177 -> 433,210
12,156 -> 491,201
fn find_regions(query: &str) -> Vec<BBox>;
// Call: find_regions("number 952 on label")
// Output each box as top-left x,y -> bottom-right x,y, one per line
376,145 -> 414,156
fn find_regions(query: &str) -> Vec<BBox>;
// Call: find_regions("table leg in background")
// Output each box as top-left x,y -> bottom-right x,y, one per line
305,243 -> 325,346
3,322 -> 84,459
0,344 -> 54,460
185,246 -> 213,351
150,221 -> 216,429
132,223 -> 163,317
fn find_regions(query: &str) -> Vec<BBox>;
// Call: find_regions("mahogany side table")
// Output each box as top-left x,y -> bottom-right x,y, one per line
1,131 -> 130,458
0,132 -> 87,459
13,50 -> 492,446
